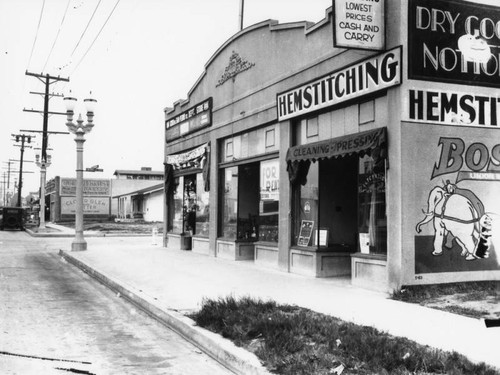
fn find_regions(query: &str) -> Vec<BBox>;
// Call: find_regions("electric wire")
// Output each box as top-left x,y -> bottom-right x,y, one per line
26,0 -> 46,70
42,0 -> 72,73
70,0 -> 103,58
70,0 -> 121,77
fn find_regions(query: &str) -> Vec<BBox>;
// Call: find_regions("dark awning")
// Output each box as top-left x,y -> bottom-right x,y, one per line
286,127 -> 387,163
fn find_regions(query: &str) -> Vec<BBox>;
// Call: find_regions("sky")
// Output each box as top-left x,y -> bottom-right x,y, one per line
0,0 -> 334,196
0,0 -> 497,197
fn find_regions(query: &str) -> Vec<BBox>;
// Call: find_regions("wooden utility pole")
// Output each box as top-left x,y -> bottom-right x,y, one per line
12,134 -> 32,207
24,71 -> 68,163
2,160 -> 14,191
24,71 -> 69,228
1,172 -> 7,206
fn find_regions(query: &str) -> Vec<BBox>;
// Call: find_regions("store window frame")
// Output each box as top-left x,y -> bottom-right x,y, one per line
168,168 -> 204,235
218,151 -> 279,242
287,126 -> 388,255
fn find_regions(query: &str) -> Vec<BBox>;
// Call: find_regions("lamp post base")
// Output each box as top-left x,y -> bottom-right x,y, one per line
71,239 -> 87,251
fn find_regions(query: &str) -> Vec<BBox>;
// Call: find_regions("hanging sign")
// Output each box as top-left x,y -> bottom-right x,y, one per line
277,47 -> 401,121
165,143 -> 208,170
297,220 -> 315,247
334,0 -> 385,50
408,0 -> 500,88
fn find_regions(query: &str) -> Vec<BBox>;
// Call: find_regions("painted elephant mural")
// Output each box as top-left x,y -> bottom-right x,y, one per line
416,181 -> 492,261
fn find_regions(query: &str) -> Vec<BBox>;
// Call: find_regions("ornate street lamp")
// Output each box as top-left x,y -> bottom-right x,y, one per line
64,91 -> 97,251
35,153 -> 52,230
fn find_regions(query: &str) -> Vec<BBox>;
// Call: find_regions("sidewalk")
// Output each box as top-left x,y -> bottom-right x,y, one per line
26,223 -> 150,238
56,236 -> 500,373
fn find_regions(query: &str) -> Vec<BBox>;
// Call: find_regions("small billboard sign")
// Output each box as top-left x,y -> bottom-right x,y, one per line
334,0 -> 385,51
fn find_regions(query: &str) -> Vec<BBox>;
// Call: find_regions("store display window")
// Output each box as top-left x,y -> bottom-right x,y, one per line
358,154 -> 387,254
220,159 -> 280,242
172,176 -> 184,233
221,167 -> 238,239
195,173 -> 210,236
170,173 -> 209,236
289,126 -> 387,254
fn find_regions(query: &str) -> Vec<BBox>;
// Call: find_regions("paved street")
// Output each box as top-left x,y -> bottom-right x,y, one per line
0,230 -> 232,375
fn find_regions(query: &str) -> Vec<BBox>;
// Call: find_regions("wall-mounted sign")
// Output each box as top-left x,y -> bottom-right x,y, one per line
408,0 -> 500,87
165,98 -> 212,142
61,196 -> 110,215
334,0 -> 385,50
60,178 -> 110,196
408,89 -> 500,128
277,47 -> 401,121
407,125 -> 500,275
45,178 -> 56,195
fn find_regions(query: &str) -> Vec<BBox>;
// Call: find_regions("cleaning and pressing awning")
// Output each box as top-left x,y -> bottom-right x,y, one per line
286,127 -> 387,163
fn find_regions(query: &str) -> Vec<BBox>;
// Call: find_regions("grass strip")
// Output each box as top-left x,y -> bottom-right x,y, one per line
391,281 -> 500,303
189,296 -> 499,375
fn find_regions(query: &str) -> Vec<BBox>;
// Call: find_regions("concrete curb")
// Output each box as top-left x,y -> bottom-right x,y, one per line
59,250 -> 271,375
26,228 -> 150,238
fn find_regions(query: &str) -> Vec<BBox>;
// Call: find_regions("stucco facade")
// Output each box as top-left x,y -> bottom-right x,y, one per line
163,1 -> 500,292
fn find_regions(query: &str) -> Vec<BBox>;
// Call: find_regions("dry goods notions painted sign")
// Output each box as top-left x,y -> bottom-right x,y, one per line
408,0 -> 500,88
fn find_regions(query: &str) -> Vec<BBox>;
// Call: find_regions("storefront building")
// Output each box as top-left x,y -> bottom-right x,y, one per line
163,0 -> 499,292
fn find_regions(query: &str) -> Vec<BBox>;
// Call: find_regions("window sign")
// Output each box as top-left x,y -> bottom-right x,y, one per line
334,0 -> 385,51
298,220 -> 315,247
314,229 -> 329,247
260,159 -> 279,202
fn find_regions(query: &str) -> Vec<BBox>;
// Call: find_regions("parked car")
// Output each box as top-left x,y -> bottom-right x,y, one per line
0,207 -> 25,231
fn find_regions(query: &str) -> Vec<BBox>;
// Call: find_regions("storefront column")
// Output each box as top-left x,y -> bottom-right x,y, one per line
278,120 -> 292,272
386,88 -> 404,292
208,132 -> 219,257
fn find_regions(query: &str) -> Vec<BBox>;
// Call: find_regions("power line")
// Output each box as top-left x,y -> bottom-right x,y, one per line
27,0 -> 47,70
70,0 -> 103,59
71,0 -> 121,76
42,0 -> 72,73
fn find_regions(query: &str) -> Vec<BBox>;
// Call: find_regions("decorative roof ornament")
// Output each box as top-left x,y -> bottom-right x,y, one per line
216,51 -> 255,87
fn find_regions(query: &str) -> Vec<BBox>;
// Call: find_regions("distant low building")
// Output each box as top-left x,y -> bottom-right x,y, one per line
110,167 -> 164,216
113,167 -> 163,180
113,183 -> 163,222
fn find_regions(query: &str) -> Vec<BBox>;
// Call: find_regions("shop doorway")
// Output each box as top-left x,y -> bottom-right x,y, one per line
294,155 -> 358,251
319,155 -> 358,251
